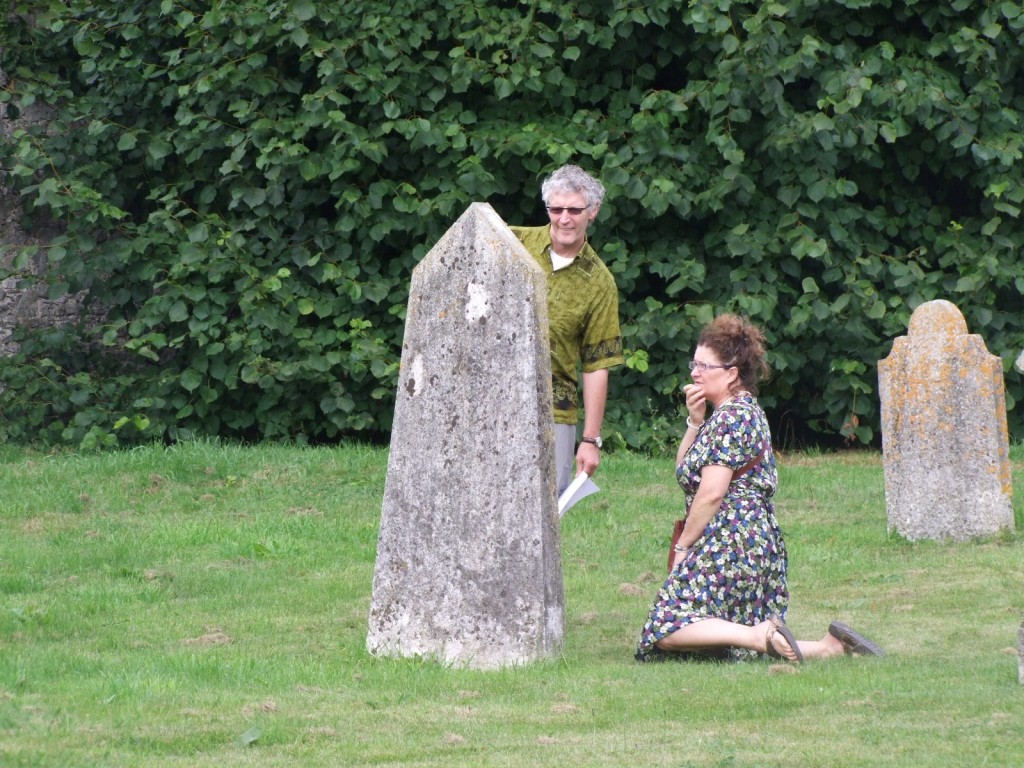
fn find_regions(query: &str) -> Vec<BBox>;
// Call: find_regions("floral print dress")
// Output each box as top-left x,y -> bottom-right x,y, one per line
635,394 -> 788,661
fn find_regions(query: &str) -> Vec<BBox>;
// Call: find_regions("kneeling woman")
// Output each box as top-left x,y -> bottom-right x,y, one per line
635,314 -> 882,663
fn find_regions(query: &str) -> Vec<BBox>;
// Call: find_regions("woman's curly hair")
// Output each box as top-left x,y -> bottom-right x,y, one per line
697,313 -> 771,395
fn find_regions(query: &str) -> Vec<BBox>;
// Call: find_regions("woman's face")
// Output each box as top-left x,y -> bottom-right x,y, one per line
690,344 -> 738,407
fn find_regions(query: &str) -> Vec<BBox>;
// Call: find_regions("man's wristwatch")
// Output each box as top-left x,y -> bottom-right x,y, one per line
580,435 -> 603,448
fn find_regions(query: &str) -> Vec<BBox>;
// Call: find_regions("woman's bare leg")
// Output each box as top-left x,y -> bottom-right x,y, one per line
654,618 -> 800,661
795,632 -> 845,660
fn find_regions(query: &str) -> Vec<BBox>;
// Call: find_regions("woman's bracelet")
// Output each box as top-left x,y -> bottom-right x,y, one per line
673,544 -> 692,553
686,416 -> 704,430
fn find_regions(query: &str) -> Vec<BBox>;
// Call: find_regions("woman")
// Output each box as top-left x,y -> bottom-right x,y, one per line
635,314 -> 883,663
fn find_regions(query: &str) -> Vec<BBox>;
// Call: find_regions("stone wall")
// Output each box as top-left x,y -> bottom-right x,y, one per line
1,51 -> 83,358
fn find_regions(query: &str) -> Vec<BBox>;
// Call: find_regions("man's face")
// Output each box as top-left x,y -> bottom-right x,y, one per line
546,191 -> 598,257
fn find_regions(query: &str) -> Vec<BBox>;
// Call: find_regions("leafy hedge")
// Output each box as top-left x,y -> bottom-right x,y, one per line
2,0 -> 1023,451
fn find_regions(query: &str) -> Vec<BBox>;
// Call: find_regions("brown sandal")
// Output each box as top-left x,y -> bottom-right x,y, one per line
828,622 -> 884,657
765,615 -> 803,662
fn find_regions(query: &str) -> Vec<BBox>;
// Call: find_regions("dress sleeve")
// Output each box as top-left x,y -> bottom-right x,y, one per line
703,404 -> 765,471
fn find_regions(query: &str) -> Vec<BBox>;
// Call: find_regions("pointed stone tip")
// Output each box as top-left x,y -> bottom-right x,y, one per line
458,201 -> 503,229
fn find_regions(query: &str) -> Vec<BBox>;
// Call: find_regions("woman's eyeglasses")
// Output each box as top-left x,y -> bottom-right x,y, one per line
688,360 -> 734,372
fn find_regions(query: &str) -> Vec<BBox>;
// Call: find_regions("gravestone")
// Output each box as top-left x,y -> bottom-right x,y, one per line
878,300 -> 1014,542
1019,613 -> 1024,685
366,203 -> 564,669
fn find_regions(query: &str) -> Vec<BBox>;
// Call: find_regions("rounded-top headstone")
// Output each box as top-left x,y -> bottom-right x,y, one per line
878,299 -> 1013,542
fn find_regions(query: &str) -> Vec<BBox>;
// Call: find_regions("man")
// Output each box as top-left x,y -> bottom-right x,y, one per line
510,164 -> 624,496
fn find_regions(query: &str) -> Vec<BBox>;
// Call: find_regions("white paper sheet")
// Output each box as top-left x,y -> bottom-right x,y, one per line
557,471 -> 600,517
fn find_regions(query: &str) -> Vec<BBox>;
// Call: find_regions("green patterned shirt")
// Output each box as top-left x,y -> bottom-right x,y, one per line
511,225 -> 624,425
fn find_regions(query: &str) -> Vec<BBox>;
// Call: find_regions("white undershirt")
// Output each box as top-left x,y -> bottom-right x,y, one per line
550,248 -> 575,272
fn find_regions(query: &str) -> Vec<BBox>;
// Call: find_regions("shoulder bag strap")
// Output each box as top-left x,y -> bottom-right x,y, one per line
732,443 -> 768,480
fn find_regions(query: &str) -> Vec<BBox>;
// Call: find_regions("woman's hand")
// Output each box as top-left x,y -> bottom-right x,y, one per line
677,383 -> 708,467
683,383 -> 707,425
671,544 -> 691,571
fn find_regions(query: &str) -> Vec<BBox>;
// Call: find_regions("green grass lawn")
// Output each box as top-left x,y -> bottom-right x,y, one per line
1,441 -> 1022,767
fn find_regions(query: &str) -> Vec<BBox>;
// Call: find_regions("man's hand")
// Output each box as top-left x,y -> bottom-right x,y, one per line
576,441 -> 600,477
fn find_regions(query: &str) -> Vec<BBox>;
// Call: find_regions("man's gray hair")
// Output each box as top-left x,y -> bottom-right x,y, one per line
541,164 -> 606,209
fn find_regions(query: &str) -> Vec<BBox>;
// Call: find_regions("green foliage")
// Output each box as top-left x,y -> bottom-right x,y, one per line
2,0 -> 1024,448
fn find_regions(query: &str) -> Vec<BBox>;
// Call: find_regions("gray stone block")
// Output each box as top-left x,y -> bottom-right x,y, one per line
367,203 -> 564,668
878,300 -> 1014,542
1019,613 -> 1024,685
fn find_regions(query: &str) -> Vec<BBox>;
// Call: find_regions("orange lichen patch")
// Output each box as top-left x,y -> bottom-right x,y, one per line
881,302 -> 1009,446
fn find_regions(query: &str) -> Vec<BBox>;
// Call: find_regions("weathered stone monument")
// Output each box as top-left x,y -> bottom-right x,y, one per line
878,300 -> 1014,541
366,203 -> 564,668
1018,613 -> 1024,685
